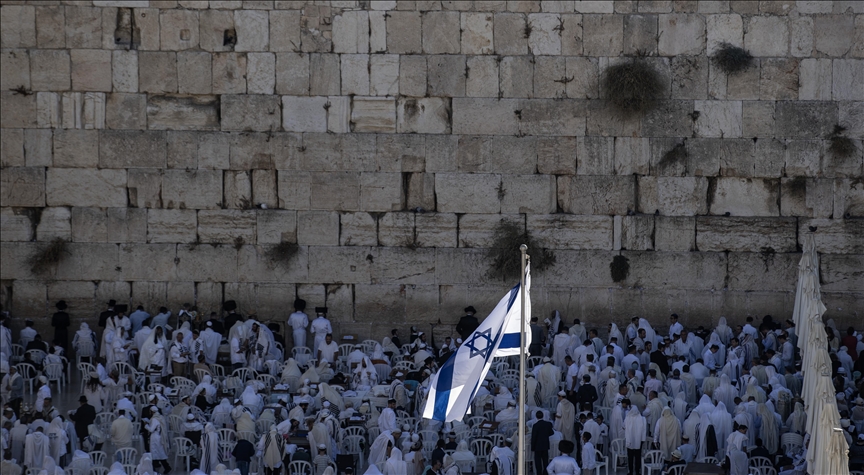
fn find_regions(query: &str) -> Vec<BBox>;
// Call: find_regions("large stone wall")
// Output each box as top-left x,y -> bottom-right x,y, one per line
1,0 -> 862,340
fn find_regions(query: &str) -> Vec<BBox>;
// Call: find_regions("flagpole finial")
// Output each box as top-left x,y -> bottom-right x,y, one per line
519,244 -> 527,252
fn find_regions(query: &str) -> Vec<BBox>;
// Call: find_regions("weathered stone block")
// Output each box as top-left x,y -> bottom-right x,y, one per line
269,10 -> 301,53
834,178 -> 864,218
1,167 -> 44,207
397,97 -> 451,134
256,209 -> 296,244
560,13 -> 583,55
369,10 -> 387,53
537,136 -> 576,175
199,10 -> 235,53
1,5 -> 36,48
360,172 -> 403,212
694,100 -> 742,137
800,219 -> 864,254
160,9 -> 199,50
339,212 -> 378,246
726,251 -> 799,291
529,215 -> 614,250
333,10 -> 369,54
177,51 -> 212,94
614,137 -> 650,175
100,130 -> 167,168
654,216 -> 695,251
297,211 -> 339,246
147,95 -> 220,130
198,209 -> 257,244
53,129 -> 99,168
133,8 -> 161,51
499,56 -> 534,98
46,168 -> 126,208
576,136 -> 614,175
386,11 -> 422,54
784,140 -> 821,177
111,50 -> 138,93
212,52 -> 247,94
308,171 -> 360,211
221,94 -> 281,131
461,12 -> 494,54
229,132 -> 275,170
35,5 -> 64,49
0,208 -> 33,242
234,9 -> 269,51
465,55 -> 499,97
744,16 -> 788,56
175,244 -> 238,282
622,14 -> 657,55
493,13 -> 528,55
710,177 -> 780,216
295,133 -> 345,171
65,6 -> 102,49
275,53 -> 309,95
147,209 -> 197,243
128,168 -> 163,209
696,216 -> 796,252
500,174 -> 556,213
789,15 -> 813,58
412,213 -> 455,247
370,54 -> 399,96
557,175 -> 635,215
533,56 -> 566,99
642,100 -> 694,138
162,169 -> 222,209
435,173 -> 501,213
378,212 -> 415,247
706,13 -> 743,54
823,139 -> 864,178
30,49 -> 70,91
139,52 -> 177,93
798,58 -> 832,101
406,172 -> 435,211
527,13 -> 562,55
670,55 -> 708,100
456,135 -> 536,173
458,213 -> 522,248
223,170 -> 251,209
620,214 -> 655,251
658,13 -> 705,55
282,96 -> 327,133
780,177 -> 833,218
775,101 -> 836,138
742,101 -> 775,137
638,176 -> 709,216
351,97 -> 395,133
759,58 -> 798,101
398,55 -> 426,97
378,135 -> 425,173
833,60 -> 864,101
1,49 -> 29,91
725,59 -> 760,100
813,14 -> 855,57
427,55 -> 466,97
105,93 -> 146,130
0,128 -> 24,168
421,11 -> 460,54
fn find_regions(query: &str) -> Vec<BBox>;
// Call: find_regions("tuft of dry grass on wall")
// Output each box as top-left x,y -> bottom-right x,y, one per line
267,241 -> 299,266
28,237 -> 69,274
828,124 -> 858,158
601,58 -> 664,116
610,254 -> 630,283
711,43 -> 754,74
486,220 -> 555,281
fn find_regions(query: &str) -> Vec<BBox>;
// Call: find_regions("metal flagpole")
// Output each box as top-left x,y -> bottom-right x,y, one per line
518,244 -> 528,475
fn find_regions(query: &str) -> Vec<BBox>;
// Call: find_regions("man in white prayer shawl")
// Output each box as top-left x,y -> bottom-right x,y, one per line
725,425 -> 749,475
490,438 -> 516,475
34,377 -> 50,412
369,429 -> 401,466
287,299 -> 309,348
642,391 -> 663,436
200,423 -> 220,474
534,358 -> 562,405
496,400 -> 520,422
624,407 -> 647,475
378,399 -> 398,433
310,308 -> 332,356
554,391 -> 576,442
552,328 -> 571,369
24,427 -> 50,469
200,322 -> 221,365
653,408 -> 681,460
383,447 -> 407,475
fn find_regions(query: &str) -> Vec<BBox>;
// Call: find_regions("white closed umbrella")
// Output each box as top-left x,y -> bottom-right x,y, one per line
793,234 -> 823,353
801,321 -> 828,407
806,392 -> 849,475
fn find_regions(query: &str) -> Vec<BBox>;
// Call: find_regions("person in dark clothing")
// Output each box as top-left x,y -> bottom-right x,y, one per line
651,343 -> 670,375
531,410 -> 555,475
69,395 -> 96,444
455,306 -> 479,340
25,335 -> 49,353
51,300 -> 70,353
575,374 -> 599,411
232,438 -> 255,475
529,317 -> 545,356
424,459 -> 442,475
663,450 -> 686,474
390,329 -> 402,348
749,438 -> 770,460
291,447 -> 312,463
206,312 -> 225,334
98,300 -> 117,328
431,439 -> 446,464
444,432 -> 458,450
267,323 -> 285,348
223,301 -> 242,331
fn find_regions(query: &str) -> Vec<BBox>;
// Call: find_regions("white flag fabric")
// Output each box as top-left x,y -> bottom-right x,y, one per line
422,267 -> 531,422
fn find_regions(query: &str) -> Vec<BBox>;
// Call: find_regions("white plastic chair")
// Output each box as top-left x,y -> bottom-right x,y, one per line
666,465 -> 687,475
594,449 -> 609,475
641,450 -> 664,475
115,447 -> 137,465
173,437 -> 196,472
287,460 -> 313,475
89,451 -> 107,467
45,363 -> 64,391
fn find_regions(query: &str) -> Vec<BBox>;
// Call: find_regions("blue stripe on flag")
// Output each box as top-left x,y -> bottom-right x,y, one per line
499,333 -> 521,349
432,356 -> 456,420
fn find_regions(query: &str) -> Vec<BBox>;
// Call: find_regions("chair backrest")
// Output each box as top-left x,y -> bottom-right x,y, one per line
209,363 -> 226,378
89,467 -> 108,475
343,426 -> 366,439
643,450 -> 664,465
471,438 -> 493,459
16,362 -> 37,378
218,427 -> 236,442
232,367 -> 254,381
116,447 -> 137,464
77,339 -> 96,357
237,431 -> 257,443
288,460 -> 313,475
527,356 -> 542,370
666,465 -> 687,475
26,349 -> 46,364
174,436 -> 195,453
78,362 -> 96,374
487,433 -> 504,447
698,456 -> 718,464
455,460 -> 475,472
122,465 -> 136,475
342,435 -> 364,454
338,344 -> 354,358
293,346 -> 311,356
610,438 -> 625,452
111,362 -> 135,375
89,450 -> 107,467
45,363 -> 64,379
258,373 -> 278,386
750,456 -> 773,468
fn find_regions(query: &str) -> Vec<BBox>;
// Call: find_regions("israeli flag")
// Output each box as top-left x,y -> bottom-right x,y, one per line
422,267 -> 531,422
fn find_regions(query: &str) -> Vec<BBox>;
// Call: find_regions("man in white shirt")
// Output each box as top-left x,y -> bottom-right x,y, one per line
310,308 -> 332,356
703,345 -> 720,371
378,399 -> 397,433
546,440 -> 581,474
287,299 -> 309,349
317,334 -> 339,366
200,322 -> 221,365
581,432 -> 596,472
669,314 -> 683,339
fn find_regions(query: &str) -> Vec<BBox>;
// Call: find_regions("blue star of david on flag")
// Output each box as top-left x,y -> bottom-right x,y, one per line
465,328 -> 493,359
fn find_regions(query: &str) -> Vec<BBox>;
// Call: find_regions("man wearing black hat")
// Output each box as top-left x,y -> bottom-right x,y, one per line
456,306 -> 480,340
287,299 -> 309,348
51,300 -> 71,352
69,395 -> 96,444
98,300 -> 117,329
224,300 -> 243,330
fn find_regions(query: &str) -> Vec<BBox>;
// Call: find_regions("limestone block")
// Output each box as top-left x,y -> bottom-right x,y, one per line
573,1 -> 614,12
100,130 -> 167,169
369,10 -> 387,53
35,6 -> 64,49
424,135 -> 457,172
277,170 -> 311,209
422,11 -> 460,54
459,213 -> 522,249
127,168 -> 162,209
529,214 -> 614,250
654,216 -> 695,251
456,135 -> 536,173
295,133 -> 343,171
324,95 -> 349,134
30,49 -> 70,91
752,138 -> 785,178
229,132 -> 274,170
297,210 -> 339,246
118,243 -> 175,281
641,100 -> 694,138
210,1 -> 243,8
620,214 -> 655,250
249,169 -> 276,208
527,13 -> 561,55
559,57 -> 597,100
427,55 -> 467,97
241,52 -> 274,95
725,251 -> 799,292
407,213 -> 453,248
396,97 -> 451,134
256,209 -> 296,244
234,10 -> 268,51
853,15 -> 864,57
534,136 -> 574,175
198,209 -> 257,244
499,56 -> 534,98
493,13 -> 527,55
377,212 -> 415,247
801,219 -> 864,254
435,173 -> 501,213
499,174 -> 556,213
212,52 -> 246,94
199,10 -> 235,52
104,94 -> 147,131
339,212 -> 377,246
162,169 -> 222,209
637,176 -> 709,216
823,140 -> 864,178
833,60 -> 864,101
798,59 -> 832,101
386,11 -> 421,54
759,58 -> 798,101
0,167 -> 44,207
707,14 -> 744,56
46,168 -> 126,208
145,94 -> 219,131
789,15 -> 813,58
369,54 -> 399,96
176,244 -> 238,282
176,51 -> 212,94
351,97 -> 396,133
305,54 -> 339,96
340,54 -> 369,95
0,128 -> 24,167
333,10 -> 369,54
742,101 -> 775,137
139,52 -> 177,93
775,101 -> 837,138
1,49 -> 29,91
575,136 -> 613,175
358,172 -> 403,212
53,129 -> 98,168
710,177 -> 779,217
65,6 -> 102,49
452,98 -> 519,135
821,254 -> 864,293
221,94 -> 281,131
307,171 -> 360,211
696,216 -> 796,252
614,137 -> 650,175
558,175 -> 635,215
133,8 -> 161,51
533,56 -> 565,99
159,9 -> 199,50
839,102 -> 864,140
724,59 -> 760,100
835,178 -> 864,218
370,249 -> 436,287
460,12 -> 494,54
812,14 -> 855,57
223,170 -> 250,208
146,208 -> 196,243
670,55 -> 708,100
399,55 -> 427,97
622,13 -> 657,55
657,14 -> 705,56
404,172 -> 434,211
783,140 -> 820,177
693,100 -> 742,138
110,50 -> 137,93
20,129 -> 48,168
744,16 -> 788,56
1,5 -> 35,48
197,132 -> 230,169
779,177 -> 834,218
0,208 -> 33,242
269,10 -> 301,52
275,53 -> 309,95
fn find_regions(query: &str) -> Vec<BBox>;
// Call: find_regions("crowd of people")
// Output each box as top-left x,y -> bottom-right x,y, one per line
1,299 -> 863,475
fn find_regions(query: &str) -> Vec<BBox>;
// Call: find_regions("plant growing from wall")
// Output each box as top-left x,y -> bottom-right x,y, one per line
601,58 -> 664,116
710,43 -> 754,74
28,237 -> 69,275
486,220 -> 555,281
828,124 -> 858,158
610,255 -> 630,283
267,241 -> 299,266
